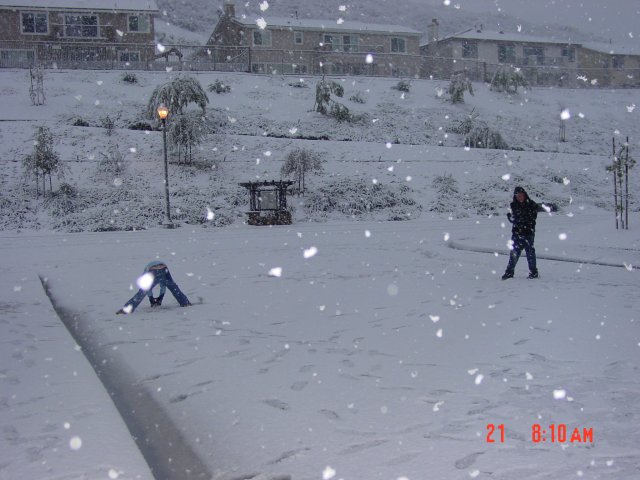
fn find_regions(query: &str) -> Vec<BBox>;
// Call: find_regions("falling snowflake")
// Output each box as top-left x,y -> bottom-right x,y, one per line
289,127 -> 298,134
553,389 -> 567,400
559,233 -> 567,240
563,177 -> 570,185
337,18 -> 344,24
436,329 -> 443,338
626,104 -> 636,113
259,1 -> 269,11
443,0 -> 450,5
443,232 -> 450,242
517,25 -> 522,32
435,86 -> 444,97
502,173 -> 511,181
339,5 -> 347,11
387,284 -> 399,296
303,246 -> 318,259
268,267 -> 282,277
116,29 -> 124,37
475,374 -> 484,385
256,17 -> 267,29
157,43 -> 166,53
526,372 -> 533,380
560,109 -> 571,120
433,401 -> 444,412
365,53 -> 374,64
108,469 -> 120,479
323,466 -> 336,480
429,314 -> 440,323
386,142 -> 392,149
364,230 -> 371,238
469,470 -> 480,478
69,436 -> 82,450
206,207 -> 215,221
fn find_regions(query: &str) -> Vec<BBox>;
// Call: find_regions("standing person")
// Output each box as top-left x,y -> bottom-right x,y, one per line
502,186 -> 539,280
116,260 -> 191,314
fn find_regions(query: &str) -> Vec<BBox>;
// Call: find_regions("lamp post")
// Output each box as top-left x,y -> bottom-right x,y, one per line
157,104 -> 173,228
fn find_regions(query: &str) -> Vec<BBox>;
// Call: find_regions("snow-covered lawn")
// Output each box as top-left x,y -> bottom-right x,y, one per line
1,69 -> 639,479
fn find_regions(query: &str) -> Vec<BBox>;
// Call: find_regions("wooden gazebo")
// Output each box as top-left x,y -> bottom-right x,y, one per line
239,180 -> 294,225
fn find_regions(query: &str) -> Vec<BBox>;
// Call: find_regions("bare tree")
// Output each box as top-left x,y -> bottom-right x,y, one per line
280,148 -> 323,195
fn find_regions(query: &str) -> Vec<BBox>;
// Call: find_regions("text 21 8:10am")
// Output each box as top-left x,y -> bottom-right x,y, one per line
486,424 -> 594,443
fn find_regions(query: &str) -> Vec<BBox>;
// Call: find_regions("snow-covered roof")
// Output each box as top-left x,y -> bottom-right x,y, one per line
581,42 -> 640,56
233,16 -> 422,36
439,28 -> 578,46
0,0 -> 159,12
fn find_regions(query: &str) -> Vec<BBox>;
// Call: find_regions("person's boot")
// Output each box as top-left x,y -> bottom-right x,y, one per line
501,271 -> 514,280
527,271 -> 539,279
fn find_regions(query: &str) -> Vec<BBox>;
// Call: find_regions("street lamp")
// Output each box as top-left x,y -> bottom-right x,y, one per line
157,103 -> 173,228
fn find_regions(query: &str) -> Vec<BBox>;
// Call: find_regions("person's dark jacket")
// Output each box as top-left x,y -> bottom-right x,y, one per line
508,187 -> 538,236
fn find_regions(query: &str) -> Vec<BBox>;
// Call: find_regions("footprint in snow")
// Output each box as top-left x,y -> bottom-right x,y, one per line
263,399 -> 290,411
454,451 -> 484,469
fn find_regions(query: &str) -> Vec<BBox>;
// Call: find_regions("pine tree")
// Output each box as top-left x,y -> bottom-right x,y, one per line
314,77 -> 350,121
448,74 -> 474,103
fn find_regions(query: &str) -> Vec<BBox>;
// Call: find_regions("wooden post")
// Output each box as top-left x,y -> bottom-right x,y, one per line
613,137 -> 619,229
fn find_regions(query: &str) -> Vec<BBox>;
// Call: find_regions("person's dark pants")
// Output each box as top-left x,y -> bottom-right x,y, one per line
505,233 -> 537,275
124,268 -> 189,312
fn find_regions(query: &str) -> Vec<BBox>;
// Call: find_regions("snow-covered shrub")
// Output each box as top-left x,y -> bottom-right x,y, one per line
121,72 -> 138,84
72,118 -> 90,127
490,67 -> 527,93
448,73 -> 474,103
147,75 -> 209,119
43,183 -> 79,217
303,179 -> 421,220
288,80 -> 309,88
349,92 -> 366,104
128,121 -> 155,131
430,173 -> 459,214
102,115 -> 115,136
96,146 -> 127,177
448,116 -> 475,135
281,148 -> 324,194
208,79 -> 231,94
392,80 -> 411,92
464,124 -> 508,149
315,78 -> 350,121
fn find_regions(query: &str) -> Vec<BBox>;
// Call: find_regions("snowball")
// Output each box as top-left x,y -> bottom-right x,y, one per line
560,109 -> 571,120
365,54 -> 374,64
558,233 -> 567,240
502,173 -> 511,181
136,272 -> 154,291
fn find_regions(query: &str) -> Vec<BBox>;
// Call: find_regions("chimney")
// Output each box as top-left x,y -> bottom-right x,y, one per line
428,18 -> 439,43
223,0 -> 235,18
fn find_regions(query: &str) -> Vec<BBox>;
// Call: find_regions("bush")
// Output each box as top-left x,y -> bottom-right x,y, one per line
43,182 -> 78,216
128,121 -> 155,131
392,80 -> 411,92
102,115 -> 115,135
464,124 -> 508,149
72,118 -> 90,127
121,72 -> 138,84
208,79 -> 231,94
349,92 -> 366,104
430,174 -> 459,214
96,146 -> 127,177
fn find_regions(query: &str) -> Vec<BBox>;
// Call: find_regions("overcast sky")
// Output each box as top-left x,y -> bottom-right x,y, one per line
437,0 -> 640,44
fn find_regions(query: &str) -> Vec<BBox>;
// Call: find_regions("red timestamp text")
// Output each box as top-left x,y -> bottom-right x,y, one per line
486,424 -> 594,444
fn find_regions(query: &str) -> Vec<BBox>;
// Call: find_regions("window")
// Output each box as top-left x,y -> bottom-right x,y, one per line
128,14 -> 150,33
462,41 -> 478,58
21,12 -> 48,34
342,35 -> 358,52
612,56 -> 625,69
523,46 -> 544,65
561,46 -> 575,62
64,14 -> 99,38
252,30 -> 272,47
294,31 -> 303,45
323,34 -> 340,50
391,37 -> 406,53
497,44 -> 515,64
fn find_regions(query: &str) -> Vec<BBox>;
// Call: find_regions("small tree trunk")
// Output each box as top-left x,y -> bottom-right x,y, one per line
613,138 -> 619,229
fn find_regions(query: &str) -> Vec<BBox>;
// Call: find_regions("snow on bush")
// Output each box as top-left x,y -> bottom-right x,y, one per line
464,124 -> 509,150
146,75 -> 209,120
430,173 -> 459,214
303,179 -> 421,221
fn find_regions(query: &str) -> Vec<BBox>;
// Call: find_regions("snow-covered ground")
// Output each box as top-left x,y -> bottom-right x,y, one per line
1,68 -> 639,479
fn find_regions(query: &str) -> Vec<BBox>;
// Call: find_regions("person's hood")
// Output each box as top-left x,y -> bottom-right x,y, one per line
513,186 -> 529,201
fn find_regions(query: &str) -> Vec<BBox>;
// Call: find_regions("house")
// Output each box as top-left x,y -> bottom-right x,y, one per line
0,0 -> 159,68
208,0 -> 422,77
577,43 -> 640,87
422,22 -> 581,86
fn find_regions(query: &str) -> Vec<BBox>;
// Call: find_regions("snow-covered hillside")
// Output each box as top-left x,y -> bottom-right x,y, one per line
1,67 -> 639,480
0,69 -> 637,232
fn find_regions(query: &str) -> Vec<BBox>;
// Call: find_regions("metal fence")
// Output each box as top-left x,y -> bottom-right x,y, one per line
1,40 -> 638,88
